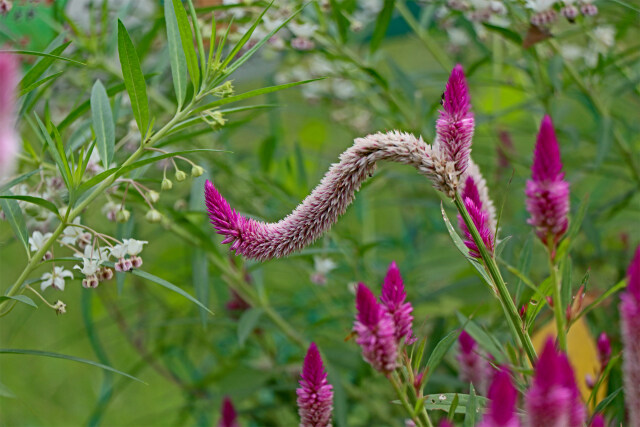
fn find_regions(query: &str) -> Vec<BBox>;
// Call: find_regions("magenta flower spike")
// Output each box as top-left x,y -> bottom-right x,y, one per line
438,420 -> 454,427
353,283 -> 398,373
525,337 -> 586,427
205,131 -> 456,261
218,397 -> 239,427
297,342 -> 334,427
436,64 -> 474,176
597,332 -> 611,370
0,52 -> 18,180
620,245 -> 640,426
457,330 -> 492,395
589,414 -> 605,427
380,261 -> 414,344
461,196 -> 495,259
525,116 -> 570,249
478,368 -> 521,427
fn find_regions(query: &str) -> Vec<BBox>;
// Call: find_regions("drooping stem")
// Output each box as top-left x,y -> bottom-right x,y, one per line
454,192 -> 538,365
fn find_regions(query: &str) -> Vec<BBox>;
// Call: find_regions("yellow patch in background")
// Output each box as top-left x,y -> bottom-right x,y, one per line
531,318 -> 605,409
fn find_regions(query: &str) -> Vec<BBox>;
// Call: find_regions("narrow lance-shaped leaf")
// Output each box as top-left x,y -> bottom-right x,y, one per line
0,198 -> 29,255
90,80 -> 115,169
164,0 -> 188,106
172,0 -> 200,91
117,20 -> 150,136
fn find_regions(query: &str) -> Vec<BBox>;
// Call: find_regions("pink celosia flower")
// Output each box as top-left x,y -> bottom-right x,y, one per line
353,283 -> 398,373
463,160 -> 497,232
478,367 -> 520,427
597,332 -> 611,370
296,342 -> 333,427
218,397 -> 238,427
461,196 -> 495,259
205,131 -> 450,261
438,421 -> 454,427
380,261 -> 414,344
525,115 -> 570,249
435,64 -> 474,177
525,337 -> 586,427
620,245 -> 640,426
0,52 -> 18,181
589,414 -> 605,427
457,330 -> 492,394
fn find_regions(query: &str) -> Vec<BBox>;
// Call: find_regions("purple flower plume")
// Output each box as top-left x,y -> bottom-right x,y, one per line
354,283 -> 398,373
436,64 -> 474,176
597,332 -> 611,370
218,397 -> 239,427
525,337 -> 586,427
380,261 -> 414,344
0,52 -> 18,180
206,131 -> 451,261
462,196 -> 495,259
590,414 -> 605,427
297,342 -> 333,427
457,330 -> 492,395
620,245 -> 640,426
525,116 -> 570,247
478,367 -> 521,427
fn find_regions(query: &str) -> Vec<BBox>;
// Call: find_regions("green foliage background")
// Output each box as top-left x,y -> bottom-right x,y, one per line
0,0 -> 639,425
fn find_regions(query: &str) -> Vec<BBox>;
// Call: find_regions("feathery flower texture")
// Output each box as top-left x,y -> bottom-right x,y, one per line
478,368 -> 520,427
525,337 -> 586,427
525,116 -> 570,248
620,245 -> 640,426
353,283 -> 398,373
380,262 -> 414,344
456,330 -> 492,395
0,52 -> 18,180
205,66 -> 475,261
217,397 -> 239,427
296,342 -> 334,427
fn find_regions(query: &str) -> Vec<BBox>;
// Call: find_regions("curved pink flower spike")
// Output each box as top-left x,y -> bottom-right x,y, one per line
380,261 -> 414,344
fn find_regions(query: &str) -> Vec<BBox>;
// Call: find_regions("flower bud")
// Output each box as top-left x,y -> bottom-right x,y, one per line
116,209 -> 131,223
82,275 -> 99,289
145,209 -> 162,223
53,300 -> 66,315
175,170 -> 187,182
146,190 -> 160,203
115,257 -> 132,272
99,267 -> 114,281
130,255 -> 143,269
161,178 -> 173,191
191,165 -> 204,177
43,251 -> 53,261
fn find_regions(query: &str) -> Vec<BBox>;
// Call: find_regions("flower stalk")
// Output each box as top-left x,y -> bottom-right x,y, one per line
454,192 -> 537,365
548,238 -> 567,350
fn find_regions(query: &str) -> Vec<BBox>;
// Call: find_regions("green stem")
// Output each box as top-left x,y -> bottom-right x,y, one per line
389,372 -> 423,427
454,192 -> 538,365
548,240 -> 567,350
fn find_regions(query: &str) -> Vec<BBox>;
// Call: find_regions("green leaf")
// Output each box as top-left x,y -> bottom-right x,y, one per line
171,0 -> 200,90
90,80 -> 115,169
0,169 -> 40,195
447,394 -> 459,421
592,387 -> 622,415
423,393 -> 488,414
440,203 -> 495,292
0,195 -> 59,217
103,262 -> 213,315
192,248 -> 209,328
455,312 -> 506,364
0,295 -> 37,309
5,49 -> 85,66
0,349 -> 145,383
481,23 -> 523,45
34,115 -> 73,191
0,381 -> 16,398
59,81 -> 129,131
572,278 -> 626,323
117,20 -> 150,136
370,0 -> 395,54
464,384 -> 477,427
19,41 -> 71,89
0,198 -> 29,254
220,2 -> 273,72
165,0 -> 188,106
19,71 -> 63,98
423,329 -> 460,385
194,79 -> 324,114
237,308 -> 263,346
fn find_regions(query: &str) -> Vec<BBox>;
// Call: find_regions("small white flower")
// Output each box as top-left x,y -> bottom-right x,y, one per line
288,21 -> 318,39
29,231 -> 52,252
561,44 -> 583,61
60,217 -> 85,246
593,26 -> 615,49
525,0 -> 557,12
74,257 -> 101,276
74,245 -> 110,262
40,266 -> 73,292
108,243 -> 128,259
123,239 -> 148,256
313,256 -> 337,275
